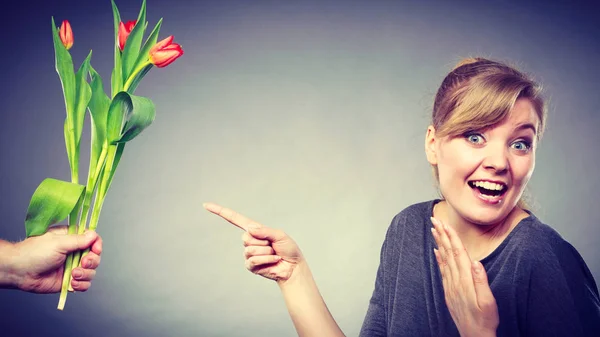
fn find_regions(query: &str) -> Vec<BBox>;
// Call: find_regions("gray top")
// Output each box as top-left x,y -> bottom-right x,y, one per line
360,200 -> 600,336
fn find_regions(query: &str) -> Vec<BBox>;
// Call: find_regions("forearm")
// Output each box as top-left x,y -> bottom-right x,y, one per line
277,262 -> 345,337
0,239 -> 19,289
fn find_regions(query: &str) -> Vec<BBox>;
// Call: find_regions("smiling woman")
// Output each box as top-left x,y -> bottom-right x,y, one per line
205,57 -> 600,337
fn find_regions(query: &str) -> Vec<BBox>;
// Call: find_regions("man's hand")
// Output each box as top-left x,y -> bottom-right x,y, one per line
6,226 -> 103,293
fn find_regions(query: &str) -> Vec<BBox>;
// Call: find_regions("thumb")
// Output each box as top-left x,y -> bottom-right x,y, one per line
56,231 -> 98,253
472,260 -> 496,309
248,225 -> 286,242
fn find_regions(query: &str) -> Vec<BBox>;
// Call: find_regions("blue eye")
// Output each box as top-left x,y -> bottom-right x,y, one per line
465,133 -> 484,144
511,140 -> 531,152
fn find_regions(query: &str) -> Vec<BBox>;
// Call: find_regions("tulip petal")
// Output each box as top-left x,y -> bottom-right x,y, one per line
118,21 -> 127,51
59,20 -> 74,50
149,37 -> 183,68
149,35 -> 173,55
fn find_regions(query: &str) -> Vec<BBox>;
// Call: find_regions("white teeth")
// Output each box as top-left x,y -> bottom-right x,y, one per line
473,181 -> 504,191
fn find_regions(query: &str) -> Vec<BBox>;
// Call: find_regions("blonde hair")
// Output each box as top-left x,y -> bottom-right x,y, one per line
431,57 -> 547,210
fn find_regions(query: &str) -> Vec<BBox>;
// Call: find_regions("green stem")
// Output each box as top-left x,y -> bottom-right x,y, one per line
58,209 -> 79,310
70,145 -> 109,273
79,145 -> 117,261
123,61 -> 151,92
57,251 -> 73,310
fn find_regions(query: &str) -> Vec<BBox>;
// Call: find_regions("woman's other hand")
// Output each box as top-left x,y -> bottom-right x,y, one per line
431,217 -> 499,337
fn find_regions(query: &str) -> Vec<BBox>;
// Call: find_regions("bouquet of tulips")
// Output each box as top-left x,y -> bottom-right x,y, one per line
23,0 -> 183,310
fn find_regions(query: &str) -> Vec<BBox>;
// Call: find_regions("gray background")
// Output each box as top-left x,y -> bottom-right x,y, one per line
1,0 -> 598,336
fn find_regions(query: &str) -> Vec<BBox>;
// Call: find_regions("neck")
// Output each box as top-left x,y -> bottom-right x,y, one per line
433,200 -> 527,260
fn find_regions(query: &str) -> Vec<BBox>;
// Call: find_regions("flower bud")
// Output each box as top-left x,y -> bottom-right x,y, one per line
148,36 -> 184,68
59,20 -> 74,50
118,20 -> 137,51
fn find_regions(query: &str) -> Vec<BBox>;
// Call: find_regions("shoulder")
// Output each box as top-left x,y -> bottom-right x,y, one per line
509,215 -> 600,330
510,214 -> 597,286
511,215 -> 583,261
387,199 -> 436,232
381,200 -> 437,245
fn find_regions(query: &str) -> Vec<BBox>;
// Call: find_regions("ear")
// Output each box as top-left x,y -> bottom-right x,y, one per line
425,125 -> 438,165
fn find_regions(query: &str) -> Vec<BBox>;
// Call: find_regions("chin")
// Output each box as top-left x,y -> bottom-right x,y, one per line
451,192 -> 519,227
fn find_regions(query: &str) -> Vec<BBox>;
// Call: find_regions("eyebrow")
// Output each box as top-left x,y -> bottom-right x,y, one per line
515,123 -> 537,134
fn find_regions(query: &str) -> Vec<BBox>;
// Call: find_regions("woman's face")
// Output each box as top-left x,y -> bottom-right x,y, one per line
426,98 -> 539,225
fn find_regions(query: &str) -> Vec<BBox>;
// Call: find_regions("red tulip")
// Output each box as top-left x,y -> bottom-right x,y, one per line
148,36 -> 184,68
59,20 -> 73,50
118,20 -> 137,51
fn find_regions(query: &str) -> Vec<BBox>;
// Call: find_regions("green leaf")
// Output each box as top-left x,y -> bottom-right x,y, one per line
111,53 -> 123,97
106,91 -> 156,144
118,94 -> 155,142
121,0 -> 147,82
133,18 -> 162,70
25,178 -> 86,237
106,92 -> 132,143
87,65 -> 111,184
63,121 -> 75,176
111,0 -> 121,44
74,51 -> 93,147
111,0 -> 123,96
52,17 -> 77,175
105,143 -> 126,195
126,63 -> 153,94
51,17 -> 76,119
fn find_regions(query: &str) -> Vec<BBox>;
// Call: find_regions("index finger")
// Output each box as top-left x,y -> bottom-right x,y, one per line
203,202 -> 262,231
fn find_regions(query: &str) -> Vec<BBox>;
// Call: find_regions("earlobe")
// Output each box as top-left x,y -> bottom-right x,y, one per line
425,125 -> 438,165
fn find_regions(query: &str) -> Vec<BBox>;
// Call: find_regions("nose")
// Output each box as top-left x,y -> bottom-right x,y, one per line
482,145 -> 509,173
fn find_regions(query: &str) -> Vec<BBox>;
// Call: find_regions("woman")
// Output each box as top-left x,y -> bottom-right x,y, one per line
204,58 -> 600,336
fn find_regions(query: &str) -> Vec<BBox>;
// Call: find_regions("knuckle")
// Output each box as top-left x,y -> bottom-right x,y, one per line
452,247 -> 462,258
244,246 -> 253,258
480,297 -> 497,310
242,233 -> 251,246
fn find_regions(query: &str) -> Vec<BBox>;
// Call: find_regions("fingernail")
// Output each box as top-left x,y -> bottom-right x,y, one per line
72,269 -> 83,279
430,217 -> 437,225
431,227 -> 437,236
472,260 -> 481,273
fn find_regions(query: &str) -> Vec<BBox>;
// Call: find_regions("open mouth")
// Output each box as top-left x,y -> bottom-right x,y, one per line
468,180 -> 508,199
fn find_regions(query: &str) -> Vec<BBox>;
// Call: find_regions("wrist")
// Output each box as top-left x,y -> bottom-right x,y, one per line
0,240 -> 21,289
461,326 -> 496,337
276,260 -> 311,289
